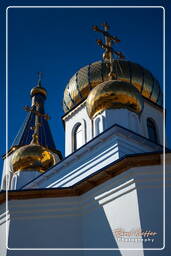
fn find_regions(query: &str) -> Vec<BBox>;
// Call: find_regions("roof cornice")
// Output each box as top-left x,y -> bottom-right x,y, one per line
0,151 -> 164,204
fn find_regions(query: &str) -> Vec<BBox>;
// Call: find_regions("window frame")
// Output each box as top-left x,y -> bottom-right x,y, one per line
147,118 -> 158,143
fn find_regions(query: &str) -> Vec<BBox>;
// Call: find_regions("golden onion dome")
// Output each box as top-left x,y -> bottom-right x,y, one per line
86,80 -> 144,119
30,86 -> 47,98
11,144 -> 59,173
63,60 -> 162,112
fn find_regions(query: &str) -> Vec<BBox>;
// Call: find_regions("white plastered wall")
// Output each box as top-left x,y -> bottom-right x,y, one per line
63,100 -> 163,157
140,101 -> 163,145
1,154 -> 43,191
63,102 -> 93,156
1,158 -> 171,256
1,155 -> 13,191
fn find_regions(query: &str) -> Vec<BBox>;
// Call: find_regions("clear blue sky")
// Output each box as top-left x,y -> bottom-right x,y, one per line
0,0 -> 170,177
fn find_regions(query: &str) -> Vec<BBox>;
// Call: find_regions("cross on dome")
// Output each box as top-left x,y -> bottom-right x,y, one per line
92,22 -> 125,80
24,101 -> 50,144
37,71 -> 43,87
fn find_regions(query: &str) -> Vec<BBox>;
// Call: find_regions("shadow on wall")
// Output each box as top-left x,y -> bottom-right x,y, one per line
135,165 -> 164,252
6,167 -> 164,254
94,178 -> 144,256
7,196 -> 119,253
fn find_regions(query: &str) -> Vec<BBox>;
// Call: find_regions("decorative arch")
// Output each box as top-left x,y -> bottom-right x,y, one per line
72,120 -> 86,151
93,115 -> 104,137
2,174 -> 10,190
147,118 -> 158,143
11,175 -> 17,190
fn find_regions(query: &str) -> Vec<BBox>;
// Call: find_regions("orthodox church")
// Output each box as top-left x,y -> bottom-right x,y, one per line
0,23 -> 171,256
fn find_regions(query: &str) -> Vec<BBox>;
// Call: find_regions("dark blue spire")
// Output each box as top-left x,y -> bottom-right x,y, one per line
11,75 -> 60,155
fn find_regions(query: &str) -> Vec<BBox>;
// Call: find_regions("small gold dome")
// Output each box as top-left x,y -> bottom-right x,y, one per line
86,80 -> 144,119
30,87 -> 47,97
11,144 -> 58,173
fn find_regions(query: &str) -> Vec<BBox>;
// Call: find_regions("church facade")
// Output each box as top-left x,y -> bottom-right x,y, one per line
0,23 -> 171,256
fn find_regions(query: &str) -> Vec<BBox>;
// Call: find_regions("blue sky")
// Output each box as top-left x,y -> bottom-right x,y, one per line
0,0 -> 170,176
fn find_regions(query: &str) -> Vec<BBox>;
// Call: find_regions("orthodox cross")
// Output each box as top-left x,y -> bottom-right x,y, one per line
24,102 -> 50,144
92,22 -> 125,79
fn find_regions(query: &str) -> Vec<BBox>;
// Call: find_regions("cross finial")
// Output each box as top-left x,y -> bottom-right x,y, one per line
101,22 -> 110,31
24,101 -> 50,144
37,72 -> 42,87
92,22 -> 125,80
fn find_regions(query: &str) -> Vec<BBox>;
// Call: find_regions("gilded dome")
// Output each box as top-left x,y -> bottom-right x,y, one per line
63,60 -> 162,112
11,144 -> 59,173
86,80 -> 144,119
30,86 -> 47,98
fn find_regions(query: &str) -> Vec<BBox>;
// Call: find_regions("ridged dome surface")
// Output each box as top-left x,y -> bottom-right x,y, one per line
63,60 -> 162,113
86,80 -> 144,119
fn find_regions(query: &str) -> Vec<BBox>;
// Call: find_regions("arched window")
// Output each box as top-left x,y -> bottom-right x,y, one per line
74,123 -> 83,150
95,117 -> 100,136
147,118 -> 158,143
93,115 -> 104,137
11,175 -> 17,190
2,175 -> 9,190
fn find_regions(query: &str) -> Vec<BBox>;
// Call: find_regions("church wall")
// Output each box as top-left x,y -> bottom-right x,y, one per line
1,155 -> 43,191
63,100 -> 163,159
140,101 -> 163,145
64,103 -> 93,156
14,170 -> 42,190
101,101 -> 163,145
0,203 -> 9,256
46,136 -> 120,188
136,156 -> 171,256
24,125 -> 162,190
3,160 -> 170,256
93,114 -> 105,137
8,197 -> 82,249
1,156 -> 13,191
105,108 -> 133,131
